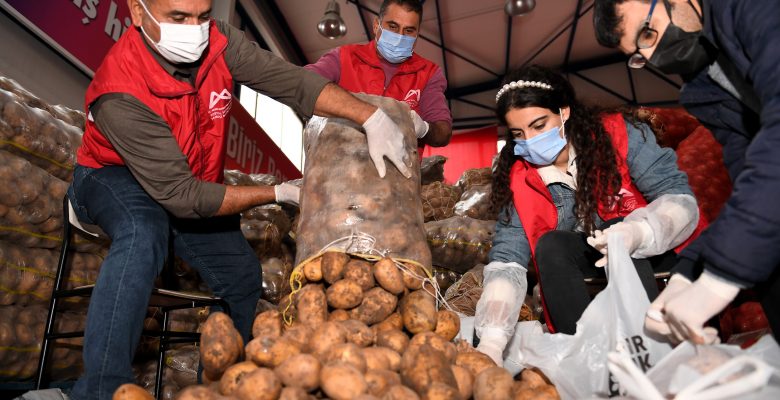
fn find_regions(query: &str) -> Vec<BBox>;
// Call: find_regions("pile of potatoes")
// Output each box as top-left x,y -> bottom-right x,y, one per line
0,238 -> 102,305
115,252 -> 560,400
0,304 -> 85,381
421,181 -> 461,222
425,216 -> 495,274
453,184 -> 497,221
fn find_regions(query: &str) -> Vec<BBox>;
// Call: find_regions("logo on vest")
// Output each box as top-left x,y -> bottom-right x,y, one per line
616,188 -> 638,213
403,89 -> 421,109
208,89 -> 232,120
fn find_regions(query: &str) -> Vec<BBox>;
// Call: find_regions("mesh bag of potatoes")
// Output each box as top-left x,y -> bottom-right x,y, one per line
421,181 -> 461,222
0,76 -> 85,130
455,167 -> 492,193
295,94 -> 431,270
0,88 -> 83,182
426,216 -> 496,274
120,250 -> 560,400
453,184 -> 497,221
0,304 -> 85,381
0,239 -> 102,306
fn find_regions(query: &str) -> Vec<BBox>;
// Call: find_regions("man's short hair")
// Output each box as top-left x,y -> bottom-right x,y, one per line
379,0 -> 424,22
594,0 -> 650,48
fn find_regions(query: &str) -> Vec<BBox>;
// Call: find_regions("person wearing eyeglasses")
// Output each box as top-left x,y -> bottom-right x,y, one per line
305,0 -> 452,149
594,0 -> 779,344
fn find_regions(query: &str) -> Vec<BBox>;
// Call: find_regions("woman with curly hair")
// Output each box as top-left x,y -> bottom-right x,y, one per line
474,65 -> 702,365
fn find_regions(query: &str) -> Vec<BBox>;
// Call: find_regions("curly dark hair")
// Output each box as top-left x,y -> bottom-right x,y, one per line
490,65 -> 625,234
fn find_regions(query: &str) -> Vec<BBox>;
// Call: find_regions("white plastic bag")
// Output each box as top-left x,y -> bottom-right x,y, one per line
503,232 -> 673,399
608,335 -> 780,400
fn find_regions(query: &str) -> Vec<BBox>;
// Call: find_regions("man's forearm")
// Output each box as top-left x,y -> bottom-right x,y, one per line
420,121 -> 452,147
214,185 -> 276,216
313,83 -> 376,124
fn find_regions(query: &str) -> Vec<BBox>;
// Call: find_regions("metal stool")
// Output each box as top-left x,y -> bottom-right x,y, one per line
35,196 -> 230,399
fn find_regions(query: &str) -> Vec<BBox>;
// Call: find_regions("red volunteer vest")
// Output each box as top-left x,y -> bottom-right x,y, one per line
338,41 -> 439,113
509,113 -> 706,332
77,21 -> 234,183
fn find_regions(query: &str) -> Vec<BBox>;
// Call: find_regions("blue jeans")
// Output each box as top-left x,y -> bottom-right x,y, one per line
67,165 -> 261,400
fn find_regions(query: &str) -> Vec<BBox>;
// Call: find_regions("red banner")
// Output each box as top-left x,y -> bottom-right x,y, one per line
0,0 -> 133,76
224,102 -> 302,182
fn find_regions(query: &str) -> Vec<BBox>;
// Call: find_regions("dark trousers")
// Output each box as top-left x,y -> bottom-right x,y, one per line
535,223 -> 677,335
67,165 -> 261,400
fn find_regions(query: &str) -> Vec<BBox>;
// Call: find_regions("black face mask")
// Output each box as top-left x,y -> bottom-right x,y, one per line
648,0 -> 716,76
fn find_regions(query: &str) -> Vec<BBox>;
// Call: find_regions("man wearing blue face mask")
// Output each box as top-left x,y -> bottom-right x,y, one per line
18,1 -> 416,399
595,0 -> 780,345
306,0 -> 452,149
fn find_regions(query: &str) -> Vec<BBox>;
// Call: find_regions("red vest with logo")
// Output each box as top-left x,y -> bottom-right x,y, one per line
77,21 -> 233,183
509,113 -> 706,332
337,41 -> 439,113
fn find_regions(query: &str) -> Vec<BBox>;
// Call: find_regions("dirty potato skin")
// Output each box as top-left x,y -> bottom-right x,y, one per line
473,366 -> 513,400
112,383 -> 153,400
200,312 -> 243,379
219,361 -> 258,396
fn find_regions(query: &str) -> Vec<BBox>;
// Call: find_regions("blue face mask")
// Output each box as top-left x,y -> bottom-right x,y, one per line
513,114 -> 567,166
376,27 -> 416,63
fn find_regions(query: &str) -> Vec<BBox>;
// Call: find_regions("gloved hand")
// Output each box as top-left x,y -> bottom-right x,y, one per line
663,271 -> 740,344
644,273 -> 691,340
474,261 -> 528,367
363,108 -> 412,179
587,220 -> 652,267
274,183 -> 300,206
410,110 -> 429,139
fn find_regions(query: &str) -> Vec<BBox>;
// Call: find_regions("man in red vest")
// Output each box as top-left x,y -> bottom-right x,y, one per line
29,1 -> 414,399
305,0 -> 452,149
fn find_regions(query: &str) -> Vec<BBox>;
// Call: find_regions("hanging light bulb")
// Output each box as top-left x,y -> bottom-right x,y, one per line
505,0 -> 536,17
317,0 -> 347,39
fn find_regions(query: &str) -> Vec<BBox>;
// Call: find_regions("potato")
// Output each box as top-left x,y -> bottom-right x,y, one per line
325,342 -> 368,373
382,385 -> 421,400
309,321 -> 348,357
373,258 -> 405,295
450,365 -> 473,400
400,344 -> 457,395
219,361 -> 258,396
329,309 -> 350,321
303,257 -> 323,282
354,395 -> 381,400
408,332 -> 456,364
326,279 -> 364,309
174,385 -> 219,400
252,310 -> 282,339
350,287 -> 398,325
434,309 -> 460,341
402,264 -> 426,290
322,251 -> 350,284
320,361 -> 368,400
112,383 -> 153,400
454,351 -> 496,377
534,385 -> 560,400
279,386 -> 312,400
365,369 -> 402,397
376,329 -> 409,354
234,368 -> 282,400
520,368 -> 550,389
362,346 -> 390,371
373,312 -> 403,333
200,312 -> 243,378
275,353 -> 321,392
282,323 -> 314,353
295,284 -> 327,328
401,290 -> 437,334
245,336 -> 300,368
473,366 -> 513,400
344,259 -> 375,291
332,320 -> 372,348
422,382 -> 461,400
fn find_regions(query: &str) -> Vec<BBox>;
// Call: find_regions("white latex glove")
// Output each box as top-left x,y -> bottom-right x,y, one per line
274,183 -> 300,206
474,261 -> 527,367
644,273 -> 692,340
362,108 -> 412,179
663,271 -> 740,345
587,220 -> 651,267
410,110 -> 429,139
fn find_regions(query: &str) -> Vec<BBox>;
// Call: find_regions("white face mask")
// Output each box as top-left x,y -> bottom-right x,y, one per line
138,0 -> 210,64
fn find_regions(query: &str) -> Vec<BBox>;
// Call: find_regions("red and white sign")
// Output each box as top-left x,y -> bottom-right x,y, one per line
0,0 -> 133,76
224,102 -> 302,181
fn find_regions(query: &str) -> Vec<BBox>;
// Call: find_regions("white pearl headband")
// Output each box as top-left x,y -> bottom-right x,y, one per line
495,80 -> 553,103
